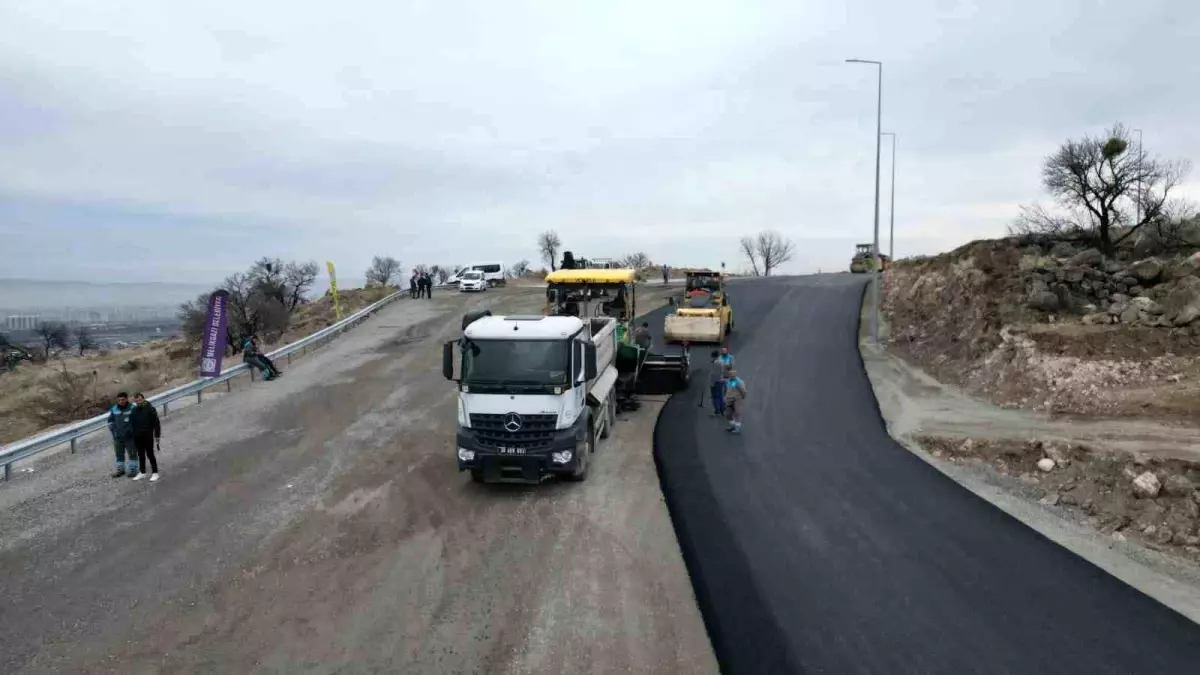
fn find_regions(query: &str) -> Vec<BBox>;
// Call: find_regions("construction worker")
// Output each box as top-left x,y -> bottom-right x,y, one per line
724,367 -> 747,434
633,322 -> 652,351
719,346 -> 734,369
708,350 -> 726,416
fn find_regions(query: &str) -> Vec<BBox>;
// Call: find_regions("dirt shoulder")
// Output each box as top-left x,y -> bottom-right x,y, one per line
0,283 -> 713,674
861,289 -> 1200,624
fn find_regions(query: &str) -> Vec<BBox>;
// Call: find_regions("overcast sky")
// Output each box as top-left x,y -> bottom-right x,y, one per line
1,0 -> 1197,284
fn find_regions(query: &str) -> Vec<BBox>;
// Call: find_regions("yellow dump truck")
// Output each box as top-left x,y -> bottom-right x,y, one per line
662,270 -> 734,344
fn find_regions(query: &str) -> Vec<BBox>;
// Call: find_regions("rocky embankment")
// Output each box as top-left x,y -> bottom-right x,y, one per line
884,237 -> 1200,417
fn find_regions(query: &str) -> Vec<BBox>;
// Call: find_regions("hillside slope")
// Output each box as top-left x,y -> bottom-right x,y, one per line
883,237 -> 1200,418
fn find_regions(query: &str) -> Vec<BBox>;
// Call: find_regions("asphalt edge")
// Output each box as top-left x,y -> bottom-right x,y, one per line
858,276 -> 1200,626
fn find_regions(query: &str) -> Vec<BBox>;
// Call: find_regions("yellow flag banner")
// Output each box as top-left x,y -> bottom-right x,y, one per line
326,261 -> 342,320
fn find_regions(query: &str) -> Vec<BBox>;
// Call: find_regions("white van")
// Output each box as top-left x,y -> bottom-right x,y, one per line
465,261 -> 505,287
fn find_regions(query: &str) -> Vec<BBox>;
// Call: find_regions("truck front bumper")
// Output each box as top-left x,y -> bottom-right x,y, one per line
455,425 -> 584,483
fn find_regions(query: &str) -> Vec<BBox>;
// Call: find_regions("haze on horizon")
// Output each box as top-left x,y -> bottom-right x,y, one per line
1,0 -> 1197,285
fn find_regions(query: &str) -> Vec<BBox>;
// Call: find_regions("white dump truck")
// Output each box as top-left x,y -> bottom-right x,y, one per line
443,311 -> 618,484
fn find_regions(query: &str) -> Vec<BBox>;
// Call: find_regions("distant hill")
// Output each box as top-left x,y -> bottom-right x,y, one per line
0,278 -> 214,312
0,276 -> 372,312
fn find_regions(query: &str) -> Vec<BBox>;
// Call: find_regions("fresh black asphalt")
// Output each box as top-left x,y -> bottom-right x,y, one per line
650,274 -> 1200,674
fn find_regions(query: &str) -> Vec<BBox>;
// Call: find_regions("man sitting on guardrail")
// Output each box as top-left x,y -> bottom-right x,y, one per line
106,392 -> 139,478
242,334 -> 281,381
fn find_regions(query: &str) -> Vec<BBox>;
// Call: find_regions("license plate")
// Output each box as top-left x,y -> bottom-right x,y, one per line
497,446 -> 526,455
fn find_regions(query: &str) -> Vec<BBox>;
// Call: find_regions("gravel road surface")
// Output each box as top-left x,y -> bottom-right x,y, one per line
0,287 -> 714,674
655,274 -> 1200,674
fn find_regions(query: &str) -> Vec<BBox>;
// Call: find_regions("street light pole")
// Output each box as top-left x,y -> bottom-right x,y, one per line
1134,128 -> 1143,226
847,58 -> 883,346
882,132 -> 896,260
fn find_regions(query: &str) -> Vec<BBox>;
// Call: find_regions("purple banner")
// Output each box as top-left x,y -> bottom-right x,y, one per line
198,290 -> 230,377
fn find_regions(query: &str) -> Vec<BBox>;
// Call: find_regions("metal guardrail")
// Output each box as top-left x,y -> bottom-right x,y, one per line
1,290 -> 406,481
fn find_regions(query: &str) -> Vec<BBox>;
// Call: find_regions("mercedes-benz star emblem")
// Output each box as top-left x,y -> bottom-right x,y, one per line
503,413 -> 523,432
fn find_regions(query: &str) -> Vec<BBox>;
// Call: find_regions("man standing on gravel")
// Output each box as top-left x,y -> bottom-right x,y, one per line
130,393 -> 161,482
106,392 -> 138,478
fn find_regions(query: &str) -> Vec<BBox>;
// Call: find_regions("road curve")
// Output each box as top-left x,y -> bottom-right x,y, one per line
654,274 -> 1200,674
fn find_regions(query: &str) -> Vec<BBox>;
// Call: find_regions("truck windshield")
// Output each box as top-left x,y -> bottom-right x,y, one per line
463,339 -> 570,385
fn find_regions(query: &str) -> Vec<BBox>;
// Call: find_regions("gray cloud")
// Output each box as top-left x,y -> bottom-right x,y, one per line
0,0 -> 1197,283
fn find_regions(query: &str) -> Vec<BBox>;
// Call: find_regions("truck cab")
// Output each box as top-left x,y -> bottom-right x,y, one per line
444,314 -> 618,484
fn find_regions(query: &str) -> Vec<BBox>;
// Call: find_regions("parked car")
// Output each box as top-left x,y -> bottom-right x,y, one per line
458,269 -> 488,292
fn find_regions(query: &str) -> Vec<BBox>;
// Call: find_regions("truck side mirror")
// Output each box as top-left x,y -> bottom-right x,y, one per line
442,341 -> 455,380
583,342 -> 598,381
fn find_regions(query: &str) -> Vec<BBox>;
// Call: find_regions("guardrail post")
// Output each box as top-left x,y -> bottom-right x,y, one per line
288,352 -> 292,365
70,438 -> 77,454
197,389 -> 203,404
4,463 -> 9,481
226,379 -> 232,393
163,402 -> 169,418
250,368 -> 256,382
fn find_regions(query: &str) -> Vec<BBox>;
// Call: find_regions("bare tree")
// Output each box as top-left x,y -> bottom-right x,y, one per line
75,325 -> 98,356
509,259 -> 531,277
433,266 -> 452,285
37,322 -> 71,356
739,231 -> 795,277
365,255 -> 402,287
246,257 -> 317,312
178,292 -> 213,344
283,261 -> 319,311
538,230 -> 562,271
622,252 -> 652,270
412,263 -> 432,276
1012,122 -> 1192,255
739,237 -> 762,276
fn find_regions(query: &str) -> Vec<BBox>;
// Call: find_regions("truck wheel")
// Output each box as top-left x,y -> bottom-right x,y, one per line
600,391 -> 615,439
470,468 -> 485,483
564,428 -> 592,482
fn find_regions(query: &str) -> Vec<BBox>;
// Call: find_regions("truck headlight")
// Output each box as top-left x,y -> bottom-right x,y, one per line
457,447 -> 475,462
551,450 -> 573,464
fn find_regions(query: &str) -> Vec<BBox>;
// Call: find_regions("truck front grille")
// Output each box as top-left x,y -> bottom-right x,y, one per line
469,413 -> 558,450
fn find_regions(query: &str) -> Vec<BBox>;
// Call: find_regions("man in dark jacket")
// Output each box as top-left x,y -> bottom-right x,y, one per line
107,392 -> 138,478
130,393 -> 162,482
243,334 -> 280,380
419,273 -> 433,299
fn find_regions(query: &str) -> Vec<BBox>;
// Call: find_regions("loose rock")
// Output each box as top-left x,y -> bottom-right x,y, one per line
1036,458 -> 1056,472
1069,248 -> 1103,266
1162,474 -> 1195,497
1130,296 -> 1164,314
1133,471 -> 1162,498
1028,291 -> 1060,311
1131,258 -> 1164,283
